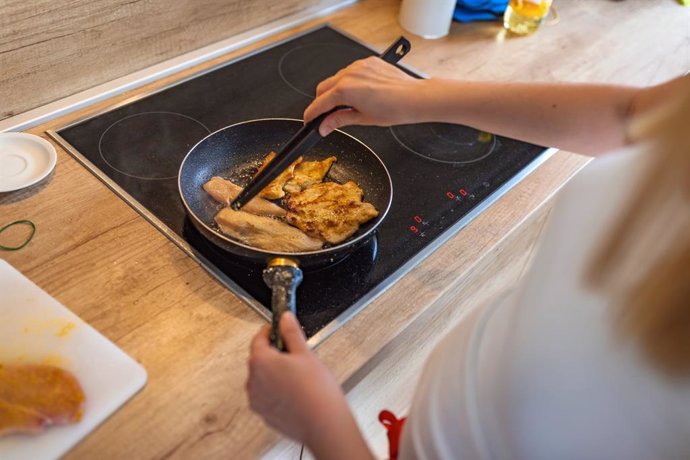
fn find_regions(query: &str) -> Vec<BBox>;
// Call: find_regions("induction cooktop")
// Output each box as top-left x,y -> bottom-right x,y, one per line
48,25 -> 554,343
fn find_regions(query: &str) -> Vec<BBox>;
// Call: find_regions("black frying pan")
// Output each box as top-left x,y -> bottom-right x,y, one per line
179,118 -> 392,348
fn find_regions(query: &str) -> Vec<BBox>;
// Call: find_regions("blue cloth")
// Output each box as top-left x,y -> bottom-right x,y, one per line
454,0 -> 508,23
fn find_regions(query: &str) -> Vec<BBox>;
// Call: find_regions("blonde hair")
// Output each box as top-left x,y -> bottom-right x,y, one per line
589,81 -> 690,377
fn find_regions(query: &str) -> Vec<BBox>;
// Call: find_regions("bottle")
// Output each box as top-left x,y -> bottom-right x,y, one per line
503,0 -> 553,35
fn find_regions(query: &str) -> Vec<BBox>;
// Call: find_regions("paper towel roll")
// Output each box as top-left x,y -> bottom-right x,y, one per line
399,0 -> 456,39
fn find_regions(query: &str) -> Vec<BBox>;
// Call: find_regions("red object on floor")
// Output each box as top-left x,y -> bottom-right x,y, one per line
379,410 -> 407,460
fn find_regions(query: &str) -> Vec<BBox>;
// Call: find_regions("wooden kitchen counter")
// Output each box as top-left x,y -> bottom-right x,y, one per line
1,1 -> 687,458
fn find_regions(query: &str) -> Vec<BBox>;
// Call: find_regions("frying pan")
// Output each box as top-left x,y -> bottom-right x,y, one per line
179,118 -> 392,349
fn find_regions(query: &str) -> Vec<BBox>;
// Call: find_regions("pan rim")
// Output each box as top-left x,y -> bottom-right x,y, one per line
178,117 -> 393,258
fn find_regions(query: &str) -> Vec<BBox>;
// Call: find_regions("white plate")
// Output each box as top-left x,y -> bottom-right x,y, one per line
0,133 -> 57,192
0,260 -> 148,459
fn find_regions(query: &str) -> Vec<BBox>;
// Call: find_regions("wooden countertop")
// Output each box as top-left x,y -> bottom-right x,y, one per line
1,1 -> 687,458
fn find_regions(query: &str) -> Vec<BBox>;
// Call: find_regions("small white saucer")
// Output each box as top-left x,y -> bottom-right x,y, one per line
0,132 -> 57,192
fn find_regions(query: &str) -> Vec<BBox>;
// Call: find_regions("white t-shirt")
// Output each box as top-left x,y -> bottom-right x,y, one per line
400,146 -> 690,460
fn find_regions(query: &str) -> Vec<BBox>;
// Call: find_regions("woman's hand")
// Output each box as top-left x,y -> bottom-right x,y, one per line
246,312 -> 373,459
304,56 -> 426,136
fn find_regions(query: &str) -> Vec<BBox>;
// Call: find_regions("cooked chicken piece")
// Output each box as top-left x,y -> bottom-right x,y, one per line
286,181 -> 379,245
0,364 -> 85,437
254,151 -> 303,200
283,156 -> 337,194
203,176 -> 286,218
215,208 -> 323,252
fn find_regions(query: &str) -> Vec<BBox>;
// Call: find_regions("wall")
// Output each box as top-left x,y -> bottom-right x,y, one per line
0,0 -> 332,120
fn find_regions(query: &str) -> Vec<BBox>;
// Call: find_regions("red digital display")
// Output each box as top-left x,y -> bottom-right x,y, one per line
447,189 -> 470,201
409,215 -> 428,237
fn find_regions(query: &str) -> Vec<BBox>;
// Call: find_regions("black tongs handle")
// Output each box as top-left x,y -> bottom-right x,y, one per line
230,36 -> 411,211
380,36 -> 412,65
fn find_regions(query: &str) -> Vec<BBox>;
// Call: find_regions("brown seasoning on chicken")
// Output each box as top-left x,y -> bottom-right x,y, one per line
283,156 -> 337,194
254,151 -> 303,200
286,181 -> 379,245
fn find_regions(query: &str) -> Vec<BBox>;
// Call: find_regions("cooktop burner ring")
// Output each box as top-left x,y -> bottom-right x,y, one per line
390,123 -> 498,165
98,111 -> 211,180
278,42 -> 372,98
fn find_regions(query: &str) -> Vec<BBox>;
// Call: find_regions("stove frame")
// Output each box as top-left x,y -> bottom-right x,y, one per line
47,24 -> 556,346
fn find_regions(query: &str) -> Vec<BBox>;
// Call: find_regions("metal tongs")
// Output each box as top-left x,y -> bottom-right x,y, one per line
230,36 -> 411,210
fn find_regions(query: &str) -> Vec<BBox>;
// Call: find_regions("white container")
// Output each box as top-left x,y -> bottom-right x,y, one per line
399,0 -> 457,39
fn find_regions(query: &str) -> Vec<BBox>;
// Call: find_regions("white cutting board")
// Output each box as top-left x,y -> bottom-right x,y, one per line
0,259 -> 147,460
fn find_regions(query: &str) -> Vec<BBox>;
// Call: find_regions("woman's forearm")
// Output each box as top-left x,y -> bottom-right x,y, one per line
412,79 -> 639,156
306,57 -> 688,156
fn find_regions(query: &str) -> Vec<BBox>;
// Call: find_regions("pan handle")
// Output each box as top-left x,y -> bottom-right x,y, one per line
262,258 -> 303,351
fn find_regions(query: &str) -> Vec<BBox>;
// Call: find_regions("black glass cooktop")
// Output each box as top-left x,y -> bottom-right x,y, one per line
53,25 -> 551,340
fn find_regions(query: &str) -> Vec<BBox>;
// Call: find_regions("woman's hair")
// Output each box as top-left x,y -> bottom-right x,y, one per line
588,79 -> 690,377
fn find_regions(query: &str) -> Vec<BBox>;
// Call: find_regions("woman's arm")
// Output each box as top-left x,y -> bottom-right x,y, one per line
411,79 -> 637,156
304,57 -> 689,156
246,313 -> 374,460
